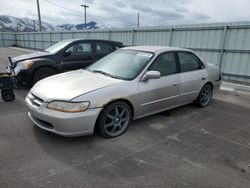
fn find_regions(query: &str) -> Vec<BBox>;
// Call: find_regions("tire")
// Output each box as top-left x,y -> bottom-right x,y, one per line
33,67 -> 56,84
1,90 -> 15,102
97,101 -> 132,138
195,83 -> 213,107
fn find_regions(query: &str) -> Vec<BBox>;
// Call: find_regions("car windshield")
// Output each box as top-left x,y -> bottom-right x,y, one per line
88,50 -> 154,80
44,41 -> 71,53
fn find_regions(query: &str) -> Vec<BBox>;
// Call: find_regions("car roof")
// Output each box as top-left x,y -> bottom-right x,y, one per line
122,46 -> 193,54
61,38 -> 123,45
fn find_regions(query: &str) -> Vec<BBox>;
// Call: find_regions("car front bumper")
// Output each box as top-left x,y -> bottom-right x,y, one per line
6,65 -> 32,86
25,95 -> 102,137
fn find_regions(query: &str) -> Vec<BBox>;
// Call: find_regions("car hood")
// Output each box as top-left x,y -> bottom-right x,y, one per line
12,51 -> 50,64
31,70 -> 123,102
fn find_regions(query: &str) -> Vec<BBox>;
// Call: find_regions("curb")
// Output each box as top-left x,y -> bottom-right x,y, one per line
221,82 -> 250,92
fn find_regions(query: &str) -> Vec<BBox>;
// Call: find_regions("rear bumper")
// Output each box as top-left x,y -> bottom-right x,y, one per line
213,75 -> 222,90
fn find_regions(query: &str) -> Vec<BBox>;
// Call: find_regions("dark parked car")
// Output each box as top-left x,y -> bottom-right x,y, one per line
7,39 -> 124,86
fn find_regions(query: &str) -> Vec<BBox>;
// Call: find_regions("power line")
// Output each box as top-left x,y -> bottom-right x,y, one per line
45,0 -> 135,20
44,0 -> 83,16
44,0 -> 136,28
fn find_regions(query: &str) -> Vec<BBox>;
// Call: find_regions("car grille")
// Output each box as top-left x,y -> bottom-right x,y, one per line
28,93 -> 44,108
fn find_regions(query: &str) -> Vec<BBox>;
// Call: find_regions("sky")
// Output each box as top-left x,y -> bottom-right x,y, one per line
0,0 -> 250,28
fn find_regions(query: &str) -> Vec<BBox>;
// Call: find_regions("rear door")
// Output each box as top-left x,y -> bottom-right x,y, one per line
177,51 -> 207,104
138,52 -> 180,116
61,41 -> 94,71
93,42 -> 114,62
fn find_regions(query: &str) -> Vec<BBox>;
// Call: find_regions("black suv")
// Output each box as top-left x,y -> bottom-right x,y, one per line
8,39 -> 124,86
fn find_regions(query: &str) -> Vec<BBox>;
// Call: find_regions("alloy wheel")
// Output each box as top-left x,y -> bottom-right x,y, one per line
103,104 -> 130,137
200,84 -> 212,106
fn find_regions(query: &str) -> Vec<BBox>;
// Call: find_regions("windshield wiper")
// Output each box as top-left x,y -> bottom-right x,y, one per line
88,69 -> 122,79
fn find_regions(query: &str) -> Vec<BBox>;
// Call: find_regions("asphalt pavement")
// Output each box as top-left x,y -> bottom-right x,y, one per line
0,47 -> 250,188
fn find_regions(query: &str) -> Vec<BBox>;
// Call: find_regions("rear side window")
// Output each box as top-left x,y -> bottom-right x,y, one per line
178,52 -> 202,72
149,52 -> 177,76
96,43 -> 113,54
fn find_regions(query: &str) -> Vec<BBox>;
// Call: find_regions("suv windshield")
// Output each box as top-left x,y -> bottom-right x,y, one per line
88,50 -> 153,80
45,41 -> 71,54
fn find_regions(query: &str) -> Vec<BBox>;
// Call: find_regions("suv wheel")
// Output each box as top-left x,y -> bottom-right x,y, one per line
33,67 -> 56,84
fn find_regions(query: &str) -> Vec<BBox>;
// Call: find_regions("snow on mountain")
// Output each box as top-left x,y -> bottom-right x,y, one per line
0,15 -> 98,32
57,21 -> 98,30
0,15 -> 62,32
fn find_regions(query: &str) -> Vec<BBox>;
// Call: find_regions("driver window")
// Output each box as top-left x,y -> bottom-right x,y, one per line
149,52 -> 177,76
65,43 -> 91,55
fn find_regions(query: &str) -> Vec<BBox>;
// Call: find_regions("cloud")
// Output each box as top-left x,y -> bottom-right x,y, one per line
0,0 -> 250,28
192,13 -> 211,20
131,4 -> 184,21
174,7 -> 189,13
113,1 -> 126,8
131,4 -> 153,12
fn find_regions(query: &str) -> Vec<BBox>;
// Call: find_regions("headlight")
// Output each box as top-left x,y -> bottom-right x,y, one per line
16,60 -> 34,69
47,101 -> 90,113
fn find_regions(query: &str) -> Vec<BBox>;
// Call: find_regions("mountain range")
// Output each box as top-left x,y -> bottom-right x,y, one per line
0,15 -> 98,32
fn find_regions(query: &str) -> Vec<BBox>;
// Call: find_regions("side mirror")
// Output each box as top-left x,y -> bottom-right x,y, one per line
64,51 -> 71,57
142,71 -> 161,81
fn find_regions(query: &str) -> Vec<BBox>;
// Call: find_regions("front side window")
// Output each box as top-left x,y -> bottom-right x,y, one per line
65,43 -> 92,55
178,52 -> 202,72
88,50 -> 153,80
149,52 -> 177,76
96,43 -> 112,54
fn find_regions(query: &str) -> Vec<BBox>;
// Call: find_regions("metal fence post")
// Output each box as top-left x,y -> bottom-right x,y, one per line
131,29 -> 135,45
168,28 -> 173,46
108,30 -> 111,40
41,32 -> 44,49
50,32 -> 52,46
218,25 -> 228,68
14,32 -> 17,46
34,32 -> 36,49
86,31 -> 89,39
2,32 -> 5,46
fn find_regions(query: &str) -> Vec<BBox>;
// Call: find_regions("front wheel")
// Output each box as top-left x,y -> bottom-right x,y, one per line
33,67 -> 56,84
1,90 -> 15,102
195,83 -> 213,107
97,101 -> 132,138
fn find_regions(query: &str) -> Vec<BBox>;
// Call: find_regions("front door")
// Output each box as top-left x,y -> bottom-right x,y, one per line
61,41 -> 93,71
138,52 -> 180,117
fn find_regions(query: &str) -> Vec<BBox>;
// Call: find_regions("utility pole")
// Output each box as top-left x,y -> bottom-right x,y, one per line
137,12 -> 140,27
33,20 -> 36,32
36,0 -> 42,31
81,4 -> 89,30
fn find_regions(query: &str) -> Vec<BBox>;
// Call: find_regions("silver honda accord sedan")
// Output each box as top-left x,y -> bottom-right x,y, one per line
25,46 -> 221,138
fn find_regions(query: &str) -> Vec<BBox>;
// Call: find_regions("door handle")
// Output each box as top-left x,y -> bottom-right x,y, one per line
202,76 -> 207,80
172,83 -> 178,86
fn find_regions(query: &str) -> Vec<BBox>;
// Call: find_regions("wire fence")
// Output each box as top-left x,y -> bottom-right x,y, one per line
1,21 -> 250,84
